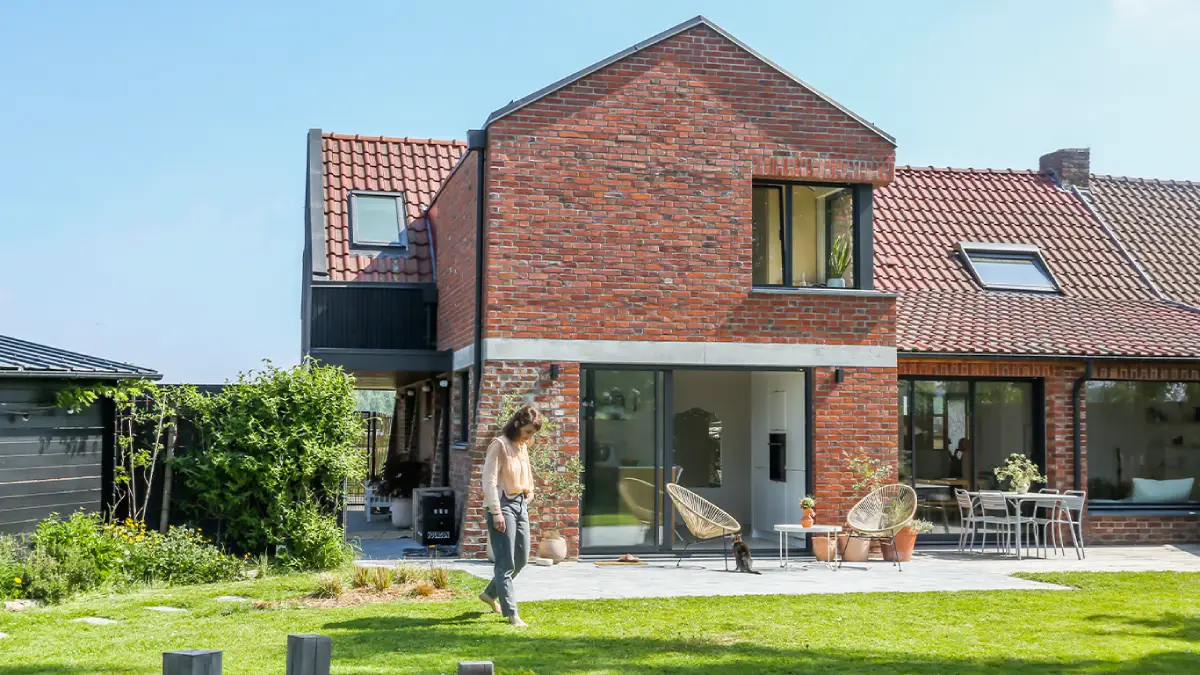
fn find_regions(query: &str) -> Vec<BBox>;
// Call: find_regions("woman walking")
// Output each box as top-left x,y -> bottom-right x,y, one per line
479,404 -> 541,626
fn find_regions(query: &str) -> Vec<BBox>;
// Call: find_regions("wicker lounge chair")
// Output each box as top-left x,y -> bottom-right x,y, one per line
843,483 -> 918,570
665,483 -> 741,570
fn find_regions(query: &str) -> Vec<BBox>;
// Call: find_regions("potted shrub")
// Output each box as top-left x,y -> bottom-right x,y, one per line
841,448 -> 895,563
881,519 -> 933,562
536,528 -> 568,563
799,495 -> 816,527
993,453 -> 1045,494
826,233 -> 852,288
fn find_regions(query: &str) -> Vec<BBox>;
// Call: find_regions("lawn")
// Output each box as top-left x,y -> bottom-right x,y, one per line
0,571 -> 1197,674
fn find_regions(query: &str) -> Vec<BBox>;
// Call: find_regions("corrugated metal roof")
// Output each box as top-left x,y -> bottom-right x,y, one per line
0,335 -> 160,379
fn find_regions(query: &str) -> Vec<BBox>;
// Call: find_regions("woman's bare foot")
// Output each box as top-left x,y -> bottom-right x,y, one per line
478,592 -> 501,614
508,615 -> 528,627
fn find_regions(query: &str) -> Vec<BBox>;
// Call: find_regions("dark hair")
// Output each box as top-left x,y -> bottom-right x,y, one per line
502,404 -> 544,441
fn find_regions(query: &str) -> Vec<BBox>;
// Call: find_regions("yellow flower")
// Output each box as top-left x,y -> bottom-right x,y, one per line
13,577 -> 21,585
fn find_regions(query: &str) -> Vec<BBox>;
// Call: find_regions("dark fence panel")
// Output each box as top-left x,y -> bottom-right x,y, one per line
0,381 -> 104,534
311,285 -> 435,350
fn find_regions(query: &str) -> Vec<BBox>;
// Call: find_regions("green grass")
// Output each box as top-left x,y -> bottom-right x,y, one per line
0,572 -> 1197,674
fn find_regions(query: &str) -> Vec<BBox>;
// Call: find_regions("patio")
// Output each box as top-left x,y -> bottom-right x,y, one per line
380,544 -> 1200,602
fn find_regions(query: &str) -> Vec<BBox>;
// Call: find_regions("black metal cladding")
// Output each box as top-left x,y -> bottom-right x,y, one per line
311,286 -> 436,350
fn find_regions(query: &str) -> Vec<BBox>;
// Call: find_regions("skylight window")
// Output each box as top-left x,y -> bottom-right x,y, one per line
350,192 -> 408,247
957,243 -> 1059,293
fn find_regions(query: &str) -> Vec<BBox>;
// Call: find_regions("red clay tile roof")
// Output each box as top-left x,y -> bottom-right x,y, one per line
876,166 -> 1200,359
322,133 -> 466,282
1085,174 -> 1200,309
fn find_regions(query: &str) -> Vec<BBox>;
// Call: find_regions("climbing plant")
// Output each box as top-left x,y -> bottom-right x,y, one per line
496,394 -> 584,506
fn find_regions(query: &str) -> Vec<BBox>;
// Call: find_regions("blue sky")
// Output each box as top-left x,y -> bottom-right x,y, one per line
1,1 -> 1197,383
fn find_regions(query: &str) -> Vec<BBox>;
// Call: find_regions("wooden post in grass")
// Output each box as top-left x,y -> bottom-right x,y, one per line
286,634 -> 332,675
163,649 -> 222,675
458,662 -> 495,675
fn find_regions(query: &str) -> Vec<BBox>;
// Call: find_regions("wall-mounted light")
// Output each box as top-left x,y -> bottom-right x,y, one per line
406,390 -> 415,397
549,364 -> 560,380
834,368 -> 845,384
438,379 -> 449,388
422,385 -> 431,392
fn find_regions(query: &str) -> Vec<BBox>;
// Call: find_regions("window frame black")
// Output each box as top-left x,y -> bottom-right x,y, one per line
349,190 -> 410,249
1083,378 -> 1200,511
956,242 -> 1061,293
751,179 -> 862,290
898,375 -> 1047,493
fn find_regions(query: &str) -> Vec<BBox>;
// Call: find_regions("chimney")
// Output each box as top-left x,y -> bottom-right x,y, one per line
1039,148 -> 1091,190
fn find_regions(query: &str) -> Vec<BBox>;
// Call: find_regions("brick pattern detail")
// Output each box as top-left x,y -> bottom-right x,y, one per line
811,367 -> 899,525
1087,515 -> 1200,544
482,24 -> 896,346
452,362 -> 581,560
429,151 -> 478,352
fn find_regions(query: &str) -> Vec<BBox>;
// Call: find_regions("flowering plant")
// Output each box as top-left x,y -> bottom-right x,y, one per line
993,453 -> 1045,492
799,495 -> 816,510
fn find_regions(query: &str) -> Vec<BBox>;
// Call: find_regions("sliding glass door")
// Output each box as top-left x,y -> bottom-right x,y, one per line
899,378 -> 1042,538
581,369 -> 662,552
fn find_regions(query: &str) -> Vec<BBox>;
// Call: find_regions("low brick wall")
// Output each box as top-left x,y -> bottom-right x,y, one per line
1087,514 -> 1200,544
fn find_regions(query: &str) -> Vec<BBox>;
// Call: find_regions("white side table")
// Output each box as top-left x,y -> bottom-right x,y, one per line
774,524 -> 841,570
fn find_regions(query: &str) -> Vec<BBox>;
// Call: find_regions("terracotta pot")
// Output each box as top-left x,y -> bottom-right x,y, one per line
841,536 -> 871,563
800,508 -> 815,528
836,533 -> 849,556
888,527 -> 918,562
537,535 -> 568,563
812,535 -> 835,561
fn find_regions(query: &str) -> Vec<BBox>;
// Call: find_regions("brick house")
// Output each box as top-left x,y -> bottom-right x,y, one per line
301,16 -> 1200,556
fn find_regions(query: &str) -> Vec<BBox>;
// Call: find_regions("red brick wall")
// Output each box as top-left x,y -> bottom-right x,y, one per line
454,361 -> 581,560
428,151 -> 478,352
1088,515 -> 1200,544
482,24 -> 896,345
811,367 -> 899,525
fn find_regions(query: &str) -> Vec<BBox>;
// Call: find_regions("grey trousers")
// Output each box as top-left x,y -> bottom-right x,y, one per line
485,494 -> 529,618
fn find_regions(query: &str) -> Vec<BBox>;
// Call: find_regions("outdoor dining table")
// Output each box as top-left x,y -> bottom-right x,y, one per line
775,524 -> 842,570
965,491 -> 1083,560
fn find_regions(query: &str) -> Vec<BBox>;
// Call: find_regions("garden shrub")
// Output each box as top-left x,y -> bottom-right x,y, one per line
2,512 -> 243,603
174,361 -> 364,570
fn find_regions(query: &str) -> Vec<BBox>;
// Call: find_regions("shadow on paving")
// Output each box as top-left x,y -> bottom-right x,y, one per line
321,615 -> 1200,674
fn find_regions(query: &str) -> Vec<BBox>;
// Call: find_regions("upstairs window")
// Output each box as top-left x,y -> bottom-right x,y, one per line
752,182 -> 860,289
350,192 -> 408,247
957,243 -> 1059,293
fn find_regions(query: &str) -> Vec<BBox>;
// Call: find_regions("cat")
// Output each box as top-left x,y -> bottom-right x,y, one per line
731,534 -> 760,575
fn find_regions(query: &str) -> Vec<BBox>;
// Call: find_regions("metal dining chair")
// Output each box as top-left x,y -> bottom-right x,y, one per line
977,490 -> 1022,554
1026,488 -> 1060,558
1063,490 -> 1088,559
954,489 -> 983,552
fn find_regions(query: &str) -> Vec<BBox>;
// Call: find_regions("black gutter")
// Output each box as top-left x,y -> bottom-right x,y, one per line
301,128 -> 327,359
1072,360 -> 1094,491
467,129 -> 487,423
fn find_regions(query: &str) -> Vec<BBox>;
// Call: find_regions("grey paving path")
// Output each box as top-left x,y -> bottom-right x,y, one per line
355,544 -> 1200,602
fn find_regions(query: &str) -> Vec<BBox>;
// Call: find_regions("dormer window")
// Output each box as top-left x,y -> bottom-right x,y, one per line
350,192 -> 408,248
957,242 -> 1059,293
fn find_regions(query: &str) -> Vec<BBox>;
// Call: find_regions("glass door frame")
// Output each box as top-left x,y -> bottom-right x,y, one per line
580,365 -> 815,556
899,375 -> 1046,541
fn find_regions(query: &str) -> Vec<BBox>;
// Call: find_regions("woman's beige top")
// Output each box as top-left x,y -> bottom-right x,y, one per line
482,435 -> 533,515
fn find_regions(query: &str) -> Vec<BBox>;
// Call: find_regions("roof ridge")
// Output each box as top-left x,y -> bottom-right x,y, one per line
322,132 -> 466,147
1090,173 -> 1200,187
895,165 -> 1041,175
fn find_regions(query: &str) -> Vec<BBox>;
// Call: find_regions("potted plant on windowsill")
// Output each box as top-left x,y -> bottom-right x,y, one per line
993,453 -> 1046,494
826,233 -> 852,288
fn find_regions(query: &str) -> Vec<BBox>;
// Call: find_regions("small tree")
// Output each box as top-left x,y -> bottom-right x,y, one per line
496,394 -> 583,507
843,447 -> 894,498
58,380 -> 194,523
